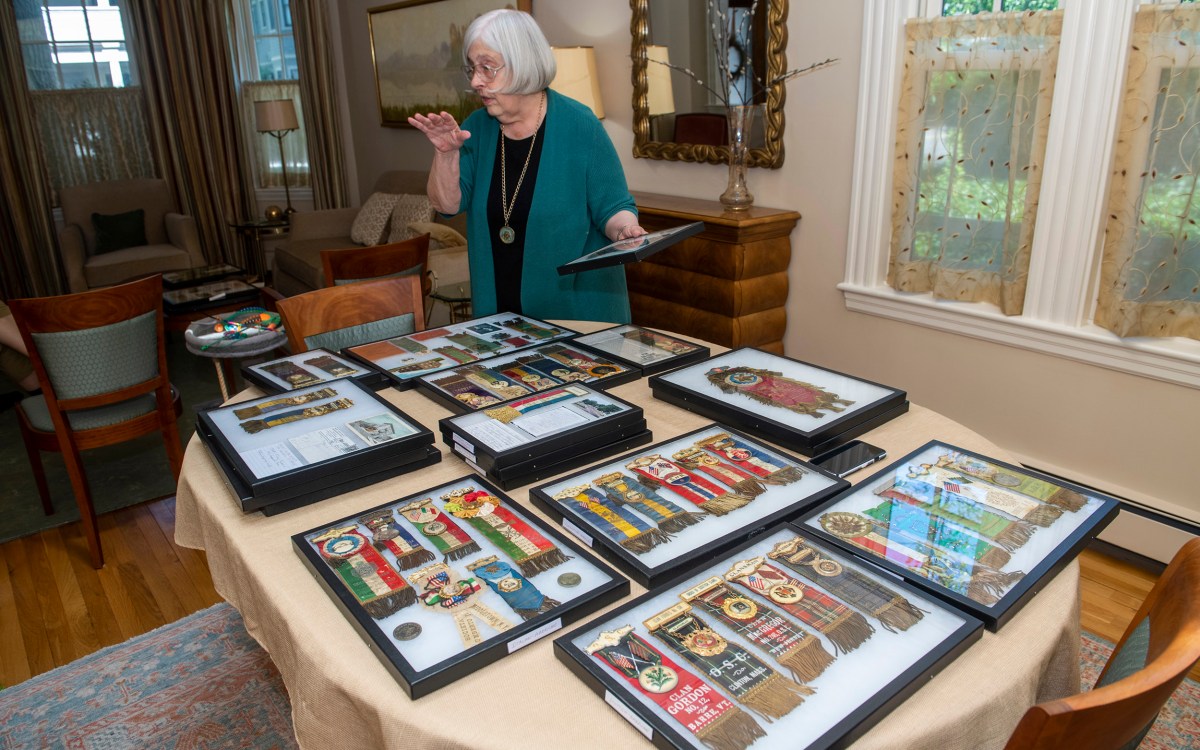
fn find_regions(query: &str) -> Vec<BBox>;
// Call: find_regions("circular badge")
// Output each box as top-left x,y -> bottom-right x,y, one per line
558,572 -> 582,587
498,577 -> 523,593
393,622 -> 422,641
683,628 -> 727,657
721,596 -> 758,621
820,511 -> 874,539
423,520 -> 448,535
768,583 -> 804,605
321,534 -> 364,559
726,371 -> 762,386
727,448 -> 752,461
812,558 -> 843,577
550,368 -> 572,379
637,665 -> 679,694
350,560 -> 374,578
521,373 -> 543,383
993,473 -> 1021,487
588,365 -> 618,377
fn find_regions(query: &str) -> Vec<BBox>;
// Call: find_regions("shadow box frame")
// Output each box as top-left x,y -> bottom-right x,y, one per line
341,312 -> 578,391
416,340 -> 641,414
196,378 -> 437,514
292,473 -> 629,700
529,423 -> 849,589
553,522 -> 984,750
649,347 -> 909,457
568,324 -> 711,376
797,439 -> 1122,631
241,347 -> 380,394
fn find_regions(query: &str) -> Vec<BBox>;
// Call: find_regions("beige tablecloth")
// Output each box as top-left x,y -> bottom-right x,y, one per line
174,323 -> 1079,750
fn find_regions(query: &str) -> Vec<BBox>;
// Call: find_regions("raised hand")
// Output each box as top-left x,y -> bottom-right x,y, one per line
408,112 -> 471,154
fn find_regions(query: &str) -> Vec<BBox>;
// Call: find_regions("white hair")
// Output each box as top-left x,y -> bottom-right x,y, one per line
463,9 -> 556,95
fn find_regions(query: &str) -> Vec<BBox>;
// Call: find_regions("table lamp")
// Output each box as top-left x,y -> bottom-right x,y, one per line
550,46 -> 604,119
254,98 -> 299,218
646,45 -> 675,117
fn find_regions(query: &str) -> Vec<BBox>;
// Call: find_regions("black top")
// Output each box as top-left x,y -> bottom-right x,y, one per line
486,117 -> 547,316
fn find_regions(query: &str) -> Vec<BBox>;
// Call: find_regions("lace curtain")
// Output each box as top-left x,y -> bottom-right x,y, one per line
30,87 -> 157,204
888,12 -> 1062,314
242,80 -> 311,189
1095,5 -> 1200,340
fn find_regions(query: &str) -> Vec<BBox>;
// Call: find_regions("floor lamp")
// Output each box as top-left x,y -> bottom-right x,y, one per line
254,99 -> 299,218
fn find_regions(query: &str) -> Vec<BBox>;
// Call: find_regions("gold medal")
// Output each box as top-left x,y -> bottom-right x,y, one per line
682,627 -> 727,657
721,596 -> 758,620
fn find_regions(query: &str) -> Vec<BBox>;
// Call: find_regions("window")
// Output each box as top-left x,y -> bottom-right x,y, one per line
234,0 -> 309,191
844,0 -> 1200,388
14,0 -> 154,199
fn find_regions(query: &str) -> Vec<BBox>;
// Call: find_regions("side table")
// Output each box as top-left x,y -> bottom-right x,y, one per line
230,219 -> 289,282
184,317 -> 287,400
429,281 -> 472,324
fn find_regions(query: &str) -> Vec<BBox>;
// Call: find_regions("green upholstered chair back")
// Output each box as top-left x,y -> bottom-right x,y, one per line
303,312 -> 417,352
332,264 -> 423,286
31,311 -> 159,400
1094,618 -> 1156,750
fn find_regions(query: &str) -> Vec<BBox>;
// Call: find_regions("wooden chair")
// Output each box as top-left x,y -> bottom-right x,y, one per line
10,275 -> 184,569
276,275 -> 426,353
1004,538 -> 1200,750
320,233 -> 432,295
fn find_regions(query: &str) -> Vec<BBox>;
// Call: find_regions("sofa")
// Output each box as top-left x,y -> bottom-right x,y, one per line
273,170 -> 469,298
58,178 -> 205,293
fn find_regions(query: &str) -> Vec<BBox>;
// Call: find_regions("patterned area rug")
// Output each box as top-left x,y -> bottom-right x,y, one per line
0,603 -> 296,750
0,604 -> 1196,749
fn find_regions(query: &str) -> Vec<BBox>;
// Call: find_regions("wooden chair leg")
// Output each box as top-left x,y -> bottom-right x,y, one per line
15,414 -> 54,516
57,437 -> 104,569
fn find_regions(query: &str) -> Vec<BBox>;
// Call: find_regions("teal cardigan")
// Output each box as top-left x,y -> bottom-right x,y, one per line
456,89 -> 636,323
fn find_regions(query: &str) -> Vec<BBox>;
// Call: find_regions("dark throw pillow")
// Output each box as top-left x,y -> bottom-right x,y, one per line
91,209 -> 148,254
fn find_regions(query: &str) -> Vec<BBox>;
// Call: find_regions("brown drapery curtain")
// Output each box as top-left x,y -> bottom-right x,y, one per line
126,0 -> 256,269
0,3 -> 64,298
292,0 -> 349,210
1095,4 -> 1200,340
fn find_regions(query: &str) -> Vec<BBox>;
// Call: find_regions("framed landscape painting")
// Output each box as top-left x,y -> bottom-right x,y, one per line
368,0 -> 532,127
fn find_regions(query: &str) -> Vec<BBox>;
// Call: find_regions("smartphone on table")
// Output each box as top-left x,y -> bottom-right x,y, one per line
810,440 -> 887,479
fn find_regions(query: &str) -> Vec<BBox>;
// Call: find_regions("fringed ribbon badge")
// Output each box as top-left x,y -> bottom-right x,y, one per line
553,485 -> 671,554
626,455 -> 753,516
704,366 -> 854,418
694,432 -> 806,485
311,526 -> 414,618
441,487 -> 570,576
592,472 -> 707,534
467,555 -> 560,621
358,509 -> 436,570
398,498 -> 482,562
410,562 -> 513,647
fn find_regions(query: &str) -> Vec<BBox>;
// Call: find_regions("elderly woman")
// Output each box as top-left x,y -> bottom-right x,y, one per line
409,9 -> 646,323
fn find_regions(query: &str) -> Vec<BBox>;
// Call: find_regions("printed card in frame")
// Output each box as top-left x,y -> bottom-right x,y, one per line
570,324 -> 711,376
798,440 -> 1121,630
554,524 -> 982,750
242,348 -> 374,393
368,0 -> 532,128
529,424 -> 848,588
292,474 -> 628,699
649,348 -> 909,456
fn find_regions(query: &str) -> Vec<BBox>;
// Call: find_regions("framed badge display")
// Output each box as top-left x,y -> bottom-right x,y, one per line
799,440 -> 1121,630
649,348 -> 909,456
556,221 -> 705,276
342,313 -> 578,390
196,378 -> 437,514
529,424 -> 848,589
554,524 -> 982,750
162,279 -> 261,312
440,384 -> 654,489
292,475 -> 629,699
570,325 -> 710,376
416,341 -> 640,414
242,348 -> 377,393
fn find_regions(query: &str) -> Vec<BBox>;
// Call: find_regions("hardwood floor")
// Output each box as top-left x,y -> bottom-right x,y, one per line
1,503 -> 1195,688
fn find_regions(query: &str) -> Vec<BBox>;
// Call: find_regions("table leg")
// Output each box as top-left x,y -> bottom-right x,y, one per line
212,360 -> 234,401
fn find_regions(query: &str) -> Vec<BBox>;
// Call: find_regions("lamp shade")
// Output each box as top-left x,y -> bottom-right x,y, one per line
550,46 -> 604,119
646,45 -> 675,116
255,99 -> 299,132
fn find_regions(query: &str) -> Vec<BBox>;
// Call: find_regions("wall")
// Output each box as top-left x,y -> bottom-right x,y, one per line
332,0 -> 1199,559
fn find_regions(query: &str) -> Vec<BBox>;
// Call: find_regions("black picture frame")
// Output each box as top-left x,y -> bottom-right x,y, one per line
196,378 -> 437,513
797,440 -> 1122,630
649,348 -> 909,456
556,221 -> 705,276
554,523 -> 983,750
241,348 -> 377,394
416,341 -> 641,414
529,423 -> 847,589
569,325 -> 711,376
292,474 -> 629,699
341,312 -> 579,390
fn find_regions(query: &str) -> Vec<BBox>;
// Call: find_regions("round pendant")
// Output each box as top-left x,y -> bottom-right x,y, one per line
423,520 -> 448,535
683,628 -> 727,657
499,225 -> 516,244
638,665 -> 679,693
994,473 -> 1021,487
813,558 -> 843,577
768,583 -> 804,604
721,596 -> 758,621
498,577 -> 523,593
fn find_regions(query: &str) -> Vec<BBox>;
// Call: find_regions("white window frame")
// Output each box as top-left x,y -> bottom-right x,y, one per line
843,0 -> 1200,388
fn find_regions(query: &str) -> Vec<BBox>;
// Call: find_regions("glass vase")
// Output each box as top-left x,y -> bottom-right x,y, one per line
719,104 -> 755,211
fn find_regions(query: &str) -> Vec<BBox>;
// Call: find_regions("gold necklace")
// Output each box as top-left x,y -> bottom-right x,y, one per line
498,92 -> 544,245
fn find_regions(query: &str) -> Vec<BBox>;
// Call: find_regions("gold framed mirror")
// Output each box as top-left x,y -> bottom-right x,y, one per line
630,0 -> 788,168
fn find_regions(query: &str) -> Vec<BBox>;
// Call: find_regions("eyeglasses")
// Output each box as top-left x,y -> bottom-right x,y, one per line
462,63 -> 505,82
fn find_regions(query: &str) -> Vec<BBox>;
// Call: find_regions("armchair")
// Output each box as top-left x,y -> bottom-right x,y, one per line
58,178 -> 205,293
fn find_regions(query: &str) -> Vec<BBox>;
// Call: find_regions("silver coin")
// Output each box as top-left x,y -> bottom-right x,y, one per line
558,572 -> 582,587
993,473 -> 1021,487
393,622 -> 422,641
